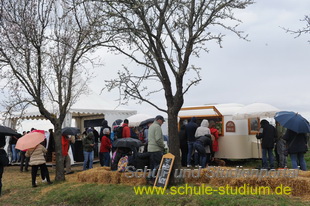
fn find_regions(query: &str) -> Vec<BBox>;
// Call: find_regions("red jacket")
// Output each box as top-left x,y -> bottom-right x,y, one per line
100,136 -> 111,153
210,127 -> 219,152
62,135 -> 70,156
122,123 -> 131,138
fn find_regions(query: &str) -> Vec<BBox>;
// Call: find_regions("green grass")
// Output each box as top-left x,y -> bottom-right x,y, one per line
1,164 -> 310,206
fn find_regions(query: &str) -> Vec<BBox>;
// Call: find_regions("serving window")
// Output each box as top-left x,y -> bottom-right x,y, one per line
248,118 -> 260,135
179,117 -> 223,136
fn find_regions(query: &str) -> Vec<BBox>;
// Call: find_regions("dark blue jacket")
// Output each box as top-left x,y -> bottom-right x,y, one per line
283,129 -> 308,154
185,117 -> 198,142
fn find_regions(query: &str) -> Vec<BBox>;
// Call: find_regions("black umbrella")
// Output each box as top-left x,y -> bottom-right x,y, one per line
139,118 -> 155,127
112,119 -> 123,126
113,137 -> 142,148
0,125 -> 21,137
61,127 -> 81,135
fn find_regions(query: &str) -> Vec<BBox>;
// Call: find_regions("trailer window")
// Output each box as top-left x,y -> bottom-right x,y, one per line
248,118 -> 260,134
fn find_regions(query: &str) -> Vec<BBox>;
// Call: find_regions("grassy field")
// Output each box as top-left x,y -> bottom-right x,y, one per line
0,153 -> 310,206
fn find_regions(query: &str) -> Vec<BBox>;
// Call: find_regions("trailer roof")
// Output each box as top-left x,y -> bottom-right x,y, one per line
178,103 -> 244,118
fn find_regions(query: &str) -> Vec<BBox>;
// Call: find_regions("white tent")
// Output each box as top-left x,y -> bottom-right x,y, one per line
9,93 -> 137,130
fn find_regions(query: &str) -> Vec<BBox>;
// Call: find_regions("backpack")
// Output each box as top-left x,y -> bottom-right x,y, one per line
117,155 -> 128,172
115,126 -> 124,139
196,134 -> 212,146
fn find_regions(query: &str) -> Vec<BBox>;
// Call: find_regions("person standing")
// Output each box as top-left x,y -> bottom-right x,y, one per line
99,119 -> 111,138
256,119 -> 277,169
194,119 -> 211,167
283,129 -> 308,171
26,143 -> 52,187
92,127 -> 100,158
83,132 -> 95,170
9,135 -> 20,163
209,121 -> 219,160
62,135 -> 74,174
147,115 -> 165,170
99,128 -> 112,167
275,122 -> 287,168
121,119 -> 131,138
179,124 -> 188,167
185,117 -> 198,167
0,137 -> 9,196
20,131 -> 29,172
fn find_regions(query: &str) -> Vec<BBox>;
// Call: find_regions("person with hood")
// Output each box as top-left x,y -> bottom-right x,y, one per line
83,131 -> 95,170
195,119 -> 211,167
283,129 -> 308,171
99,128 -> 112,166
0,137 -> 9,196
185,117 -> 198,167
256,119 -> 277,169
99,119 -> 111,139
25,143 -> 52,187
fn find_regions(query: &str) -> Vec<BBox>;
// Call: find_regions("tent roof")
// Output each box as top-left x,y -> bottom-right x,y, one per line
10,93 -> 137,120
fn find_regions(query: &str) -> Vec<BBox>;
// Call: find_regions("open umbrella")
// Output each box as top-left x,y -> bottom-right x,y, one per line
232,103 -> 280,120
61,127 -> 81,136
15,130 -> 45,150
139,118 -> 155,127
112,119 -> 123,127
0,125 -> 21,137
127,114 -> 153,127
274,111 -> 310,133
113,137 -> 142,148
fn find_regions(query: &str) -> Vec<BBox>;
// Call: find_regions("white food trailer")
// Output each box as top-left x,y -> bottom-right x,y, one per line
178,103 -> 264,159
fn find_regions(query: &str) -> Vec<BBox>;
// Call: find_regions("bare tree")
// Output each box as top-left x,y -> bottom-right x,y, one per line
101,0 -> 254,178
0,0 -> 107,181
283,15 -> 310,43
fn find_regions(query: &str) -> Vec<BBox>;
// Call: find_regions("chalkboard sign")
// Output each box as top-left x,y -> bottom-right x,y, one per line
154,153 -> 175,189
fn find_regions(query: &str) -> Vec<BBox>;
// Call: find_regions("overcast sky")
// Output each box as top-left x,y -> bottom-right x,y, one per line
90,0 -> 310,119
1,0 -> 310,130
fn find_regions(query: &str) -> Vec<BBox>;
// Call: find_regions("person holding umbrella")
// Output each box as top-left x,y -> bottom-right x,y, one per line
25,143 -> 52,187
283,129 -> 308,171
62,135 -> 75,174
275,111 -> 310,171
0,137 -> 9,196
17,130 -> 52,187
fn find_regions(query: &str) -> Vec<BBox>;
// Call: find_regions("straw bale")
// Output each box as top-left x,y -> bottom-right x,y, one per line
98,171 -> 112,184
110,171 -> 121,184
297,170 -> 310,178
184,168 -> 211,184
120,172 -> 147,186
75,165 -> 310,198
209,176 -> 310,197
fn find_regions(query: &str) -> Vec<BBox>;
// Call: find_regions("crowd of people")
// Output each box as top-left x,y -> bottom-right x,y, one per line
0,115 -> 309,194
179,117 -> 220,169
257,119 -> 308,171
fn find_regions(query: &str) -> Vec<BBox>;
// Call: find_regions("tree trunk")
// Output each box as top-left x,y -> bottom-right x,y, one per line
167,109 -> 184,185
54,122 -> 65,181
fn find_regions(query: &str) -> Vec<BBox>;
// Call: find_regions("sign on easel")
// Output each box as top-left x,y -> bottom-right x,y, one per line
154,153 -> 175,189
